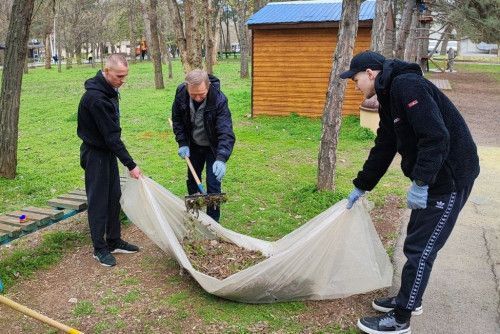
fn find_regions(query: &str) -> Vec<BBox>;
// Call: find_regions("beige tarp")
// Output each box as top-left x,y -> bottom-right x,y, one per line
120,177 -> 393,303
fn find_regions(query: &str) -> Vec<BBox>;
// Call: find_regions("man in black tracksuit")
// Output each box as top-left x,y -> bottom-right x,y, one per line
77,54 -> 142,267
172,69 -> 235,222
341,51 -> 480,334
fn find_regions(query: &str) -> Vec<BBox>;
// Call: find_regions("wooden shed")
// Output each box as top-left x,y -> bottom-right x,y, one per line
247,0 -> 387,117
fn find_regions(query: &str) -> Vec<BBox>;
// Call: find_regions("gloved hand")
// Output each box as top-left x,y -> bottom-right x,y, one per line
178,146 -> 190,159
212,160 -> 226,182
407,180 -> 429,209
346,187 -> 365,209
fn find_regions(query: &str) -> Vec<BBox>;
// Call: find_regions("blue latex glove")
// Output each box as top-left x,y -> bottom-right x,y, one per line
178,146 -> 190,159
212,160 -> 226,182
346,187 -> 365,209
407,181 -> 429,209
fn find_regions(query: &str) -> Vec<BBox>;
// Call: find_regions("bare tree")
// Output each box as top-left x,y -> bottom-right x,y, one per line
204,0 -> 222,74
0,0 -> 36,178
394,0 -> 415,59
149,0 -> 164,89
128,0 -> 139,64
317,0 -> 362,191
404,8 -> 418,62
167,0 -> 205,72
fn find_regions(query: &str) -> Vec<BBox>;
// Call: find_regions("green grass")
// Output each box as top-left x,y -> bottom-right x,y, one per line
73,300 -> 95,316
0,230 -> 85,290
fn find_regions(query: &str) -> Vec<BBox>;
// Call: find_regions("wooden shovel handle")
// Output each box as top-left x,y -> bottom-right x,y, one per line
185,157 -> 202,186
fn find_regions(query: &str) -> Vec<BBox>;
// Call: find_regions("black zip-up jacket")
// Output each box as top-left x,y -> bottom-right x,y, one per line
77,70 -> 136,170
353,60 -> 479,194
172,75 -> 235,162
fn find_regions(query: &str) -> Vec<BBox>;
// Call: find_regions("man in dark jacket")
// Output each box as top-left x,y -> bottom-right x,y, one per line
341,51 -> 479,334
172,69 -> 235,222
78,54 -> 142,267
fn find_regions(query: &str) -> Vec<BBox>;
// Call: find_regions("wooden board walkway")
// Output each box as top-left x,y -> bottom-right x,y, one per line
0,176 -> 129,244
428,78 -> 452,90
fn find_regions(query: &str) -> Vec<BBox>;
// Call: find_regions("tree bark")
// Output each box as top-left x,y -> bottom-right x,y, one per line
371,0 -> 389,53
167,0 -> 188,72
45,33 -> 52,69
128,1 -> 138,64
404,9 -> 418,62
236,0 -> 249,78
317,0 -> 362,191
394,0 -> 415,59
149,0 -> 164,89
204,0 -> 222,74
439,24 -> 453,55
0,0 -> 36,178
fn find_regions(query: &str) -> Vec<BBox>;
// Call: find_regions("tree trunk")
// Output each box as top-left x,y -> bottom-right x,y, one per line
0,0 -> 36,178
184,0 -> 203,72
439,24 -> 453,55
317,0 -> 362,191
167,0 -> 188,72
128,1 -> 138,64
404,9 -> 418,62
417,6 -> 431,71
57,38 -> 62,73
237,1 -> 249,78
394,0 -> 415,59
140,0 -> 152,54
205,0 -> 222,74
149,0 -> 164,89
45,33 -> 52,69
371,0 -> 389,53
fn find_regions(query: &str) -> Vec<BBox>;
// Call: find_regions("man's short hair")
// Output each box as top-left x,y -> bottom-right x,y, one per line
185,69 -> 210,87
105,54 -> 128,69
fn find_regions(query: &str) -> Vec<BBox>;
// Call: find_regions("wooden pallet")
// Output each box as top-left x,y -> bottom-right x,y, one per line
0,207 -> 64,244
429,78 -> 452,90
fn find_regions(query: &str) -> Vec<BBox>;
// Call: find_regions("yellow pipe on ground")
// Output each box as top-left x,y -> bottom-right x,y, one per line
0,295 -> 83,334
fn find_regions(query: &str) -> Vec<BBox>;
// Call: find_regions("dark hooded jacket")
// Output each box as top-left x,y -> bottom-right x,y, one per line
77,70 -> 136,170
172,74 -> 235,162
353,60 -> 479,195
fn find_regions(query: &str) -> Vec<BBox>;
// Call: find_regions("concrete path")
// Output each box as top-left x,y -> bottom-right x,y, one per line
391,146 -> 500,333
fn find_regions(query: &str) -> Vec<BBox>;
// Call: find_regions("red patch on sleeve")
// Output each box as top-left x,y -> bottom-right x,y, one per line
407,100 -> 418,108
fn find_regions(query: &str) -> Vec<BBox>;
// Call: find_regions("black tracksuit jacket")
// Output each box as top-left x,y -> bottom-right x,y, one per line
171,75 -> 235,163
77,71 -> 136,170
353,60 -> 480,195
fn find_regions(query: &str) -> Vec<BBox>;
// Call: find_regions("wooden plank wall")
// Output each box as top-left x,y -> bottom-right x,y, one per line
252,27 -> 371,117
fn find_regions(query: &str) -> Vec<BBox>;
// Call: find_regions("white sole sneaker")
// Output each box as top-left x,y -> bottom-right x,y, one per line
110,249 -> 138,254
357,319 -> 411,334
372,301 -> 423,316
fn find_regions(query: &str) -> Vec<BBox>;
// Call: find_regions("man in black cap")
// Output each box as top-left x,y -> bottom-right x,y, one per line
341,51 -> 479,334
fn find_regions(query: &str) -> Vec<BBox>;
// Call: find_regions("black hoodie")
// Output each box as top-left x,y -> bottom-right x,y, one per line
77,70 -> 136,170
353,60 -> 479,194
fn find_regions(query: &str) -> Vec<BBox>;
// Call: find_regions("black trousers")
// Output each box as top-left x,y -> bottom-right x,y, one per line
80,143 -> 122,251
395,182 -> 474,321
186,144 -> 221,222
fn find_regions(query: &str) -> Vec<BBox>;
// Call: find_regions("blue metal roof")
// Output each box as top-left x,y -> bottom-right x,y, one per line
247,0 -> 376,26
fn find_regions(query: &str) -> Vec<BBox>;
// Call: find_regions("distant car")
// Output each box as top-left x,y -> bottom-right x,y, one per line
428,40 -> 457,54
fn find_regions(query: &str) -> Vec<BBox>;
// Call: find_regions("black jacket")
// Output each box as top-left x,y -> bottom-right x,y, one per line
354,60 -> 479,194
172,75 -> 235,162
77,71 -> 136,170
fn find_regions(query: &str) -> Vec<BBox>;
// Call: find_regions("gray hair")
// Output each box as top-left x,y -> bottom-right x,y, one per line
185,69 -> 209,87
105,54 -> 128,69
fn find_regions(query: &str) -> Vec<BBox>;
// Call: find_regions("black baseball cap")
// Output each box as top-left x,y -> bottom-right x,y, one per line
340,51 -> 386,79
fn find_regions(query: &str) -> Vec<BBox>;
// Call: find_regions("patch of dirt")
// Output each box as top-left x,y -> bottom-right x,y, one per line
183,238 -> 267,280
427,71 -> 500,147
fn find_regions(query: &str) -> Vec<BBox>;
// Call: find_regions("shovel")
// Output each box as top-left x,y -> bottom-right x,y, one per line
184,157 -> 227,215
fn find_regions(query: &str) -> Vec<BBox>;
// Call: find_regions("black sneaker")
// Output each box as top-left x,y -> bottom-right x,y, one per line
93,249 -> 116,267
357,311 -> 411,334
108,239 -> 139,254
372,296 -> 423,316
